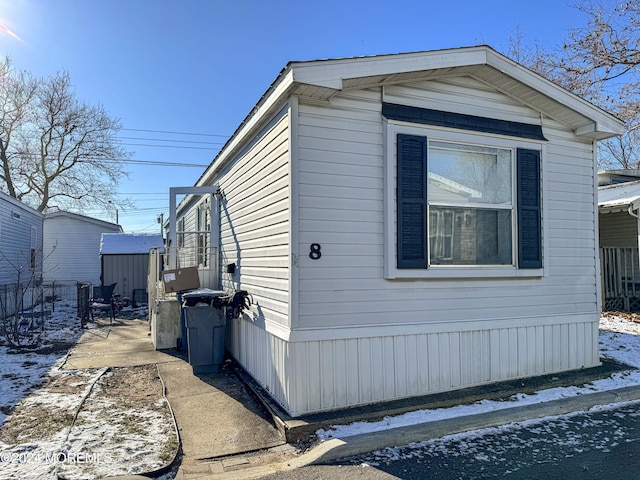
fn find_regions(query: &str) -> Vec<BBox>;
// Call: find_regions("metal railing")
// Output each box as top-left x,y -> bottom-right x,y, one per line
0,282 -> 44,321
0,281 -> 91,319
0,281 -> 90,346
600,247 -> 640,311
148,243 -> 219,328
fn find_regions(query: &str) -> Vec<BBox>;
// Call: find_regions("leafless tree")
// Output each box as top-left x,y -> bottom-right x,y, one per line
561,1 -> 640,168
504,2 -> 640,169
0,56 -> 130,213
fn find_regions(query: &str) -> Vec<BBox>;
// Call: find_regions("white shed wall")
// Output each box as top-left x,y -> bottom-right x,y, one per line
228,77 -> 603,416
43,215 -> 121,285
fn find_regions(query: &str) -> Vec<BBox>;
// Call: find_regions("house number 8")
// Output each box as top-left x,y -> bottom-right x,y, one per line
309,243 -> 322,260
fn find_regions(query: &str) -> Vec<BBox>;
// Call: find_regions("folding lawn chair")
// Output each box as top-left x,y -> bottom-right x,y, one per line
90,282 -> 117,323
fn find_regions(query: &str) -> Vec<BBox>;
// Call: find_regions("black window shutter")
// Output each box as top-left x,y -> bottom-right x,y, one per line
517,148 -> 542,269
397,134 -> 428,269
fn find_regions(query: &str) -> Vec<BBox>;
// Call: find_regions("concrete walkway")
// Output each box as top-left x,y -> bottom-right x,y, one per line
65,318 -> 287,479
64,317 -> 172,369
157,360 -> 285,460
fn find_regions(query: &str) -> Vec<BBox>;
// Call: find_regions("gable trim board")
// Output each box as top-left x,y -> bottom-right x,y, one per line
175,46 -> 624,416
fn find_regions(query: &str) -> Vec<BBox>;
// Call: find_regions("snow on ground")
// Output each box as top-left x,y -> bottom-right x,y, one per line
0,302 -> 176,480
0,302 -> 84,425
350,400 -> 640,475
317,313 -> 640,441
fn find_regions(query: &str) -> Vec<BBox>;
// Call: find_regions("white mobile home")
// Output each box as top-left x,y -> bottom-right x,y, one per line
172,46 -> 624,417
0,191 -> 44,286
43,211 -> 122,286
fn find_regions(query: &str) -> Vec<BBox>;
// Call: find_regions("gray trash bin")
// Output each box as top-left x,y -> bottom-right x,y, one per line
182,289 -> 229,374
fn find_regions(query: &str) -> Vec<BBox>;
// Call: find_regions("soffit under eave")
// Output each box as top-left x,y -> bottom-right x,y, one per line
599,205 -> 632,214
474,59 -> 624,139
292,62 -> 623,140
291,65 -> 486,102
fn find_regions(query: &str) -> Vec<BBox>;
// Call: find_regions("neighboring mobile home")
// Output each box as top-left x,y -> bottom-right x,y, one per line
43,210 -> 122,286
598,180 -> 640,311
0,191 -> 44,286
171,46 -> 624,417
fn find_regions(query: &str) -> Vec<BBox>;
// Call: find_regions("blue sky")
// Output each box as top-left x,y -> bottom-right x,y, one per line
0,0 -> 589,233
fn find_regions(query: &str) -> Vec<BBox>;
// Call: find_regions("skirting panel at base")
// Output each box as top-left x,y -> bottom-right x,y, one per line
227,315 -> 600,417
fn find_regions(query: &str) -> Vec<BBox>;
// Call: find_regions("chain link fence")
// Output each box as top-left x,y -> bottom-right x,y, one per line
0,281 -> 91,347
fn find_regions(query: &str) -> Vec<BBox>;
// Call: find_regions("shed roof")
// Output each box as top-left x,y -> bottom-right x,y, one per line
100,233 -> 164,255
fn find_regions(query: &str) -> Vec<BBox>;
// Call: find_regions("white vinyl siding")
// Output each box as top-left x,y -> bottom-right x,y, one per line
295,79 -> 598,331
252,78 -> 601,415
176,208 -> 198,268
42,214 -> 121,285
0,193 -> 44,286
174,195 -> 218,289
297,88 -> 384,331
386,76 -> 541,125
217,108 -> 291,327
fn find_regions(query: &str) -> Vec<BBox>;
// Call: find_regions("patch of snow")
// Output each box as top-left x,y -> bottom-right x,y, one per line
100,233 -> 164,254
0,302 -> 175,479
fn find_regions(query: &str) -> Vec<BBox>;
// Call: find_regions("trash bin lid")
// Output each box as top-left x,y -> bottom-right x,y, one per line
181,288 -> 227,299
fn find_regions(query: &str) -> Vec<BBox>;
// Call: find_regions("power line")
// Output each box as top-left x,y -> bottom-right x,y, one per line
118,136 -> 225,146
115,142 -> 218,151
88,158 -> 209,167
117,192 -> 168,196
122,128 -> 229,138
15,152 -> 209,167
137,222 -> 163,232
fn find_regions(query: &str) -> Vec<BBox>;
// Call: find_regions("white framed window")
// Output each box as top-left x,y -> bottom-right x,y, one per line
177,217 -> 185,248
428,140 -> 514,266
384,121 -> 544,279
197,202 -> 210,267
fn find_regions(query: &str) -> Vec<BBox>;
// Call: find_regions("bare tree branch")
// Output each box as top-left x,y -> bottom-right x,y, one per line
0,57 -> 132,212
503,1 -> 640,169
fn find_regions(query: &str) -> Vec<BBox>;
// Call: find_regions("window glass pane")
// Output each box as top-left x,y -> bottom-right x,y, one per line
428,142 -> 512,205
429,207 -> 512,265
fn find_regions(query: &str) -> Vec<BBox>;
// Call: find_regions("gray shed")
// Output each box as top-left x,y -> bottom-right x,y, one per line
100,233 -> 164,303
